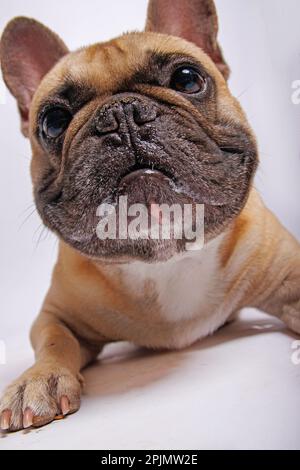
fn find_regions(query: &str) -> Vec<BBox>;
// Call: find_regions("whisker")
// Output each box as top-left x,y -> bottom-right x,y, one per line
18,207 -> 38,231
237,86 -> 252,99
18,202 -> 35,217
33,224 -> 50,250
38,227 -> 47,245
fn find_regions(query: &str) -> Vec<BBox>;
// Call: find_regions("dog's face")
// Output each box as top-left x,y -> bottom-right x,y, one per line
1,0 -> 258,262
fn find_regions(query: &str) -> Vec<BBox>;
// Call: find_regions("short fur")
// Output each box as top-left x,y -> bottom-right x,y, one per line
0,0 -> 299,432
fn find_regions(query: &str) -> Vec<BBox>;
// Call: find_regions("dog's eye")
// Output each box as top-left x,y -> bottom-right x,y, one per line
170,67 -> 206,94
42,108 -> 72,139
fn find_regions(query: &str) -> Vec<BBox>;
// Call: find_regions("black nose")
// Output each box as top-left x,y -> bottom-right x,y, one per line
95,97 -> 158,136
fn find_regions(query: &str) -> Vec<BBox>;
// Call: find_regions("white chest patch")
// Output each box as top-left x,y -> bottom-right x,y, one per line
117,235 -> 224,323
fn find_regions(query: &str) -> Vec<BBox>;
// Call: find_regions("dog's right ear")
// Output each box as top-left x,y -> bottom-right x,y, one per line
146,0 -> 230,81
0,17 -> 68,137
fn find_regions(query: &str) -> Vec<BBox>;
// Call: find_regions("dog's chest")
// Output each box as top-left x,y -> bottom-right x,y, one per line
118,237 -> 224,324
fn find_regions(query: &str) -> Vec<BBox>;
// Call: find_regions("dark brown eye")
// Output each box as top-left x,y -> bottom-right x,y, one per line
170,67 -> 206,94
42,108 -> 72,139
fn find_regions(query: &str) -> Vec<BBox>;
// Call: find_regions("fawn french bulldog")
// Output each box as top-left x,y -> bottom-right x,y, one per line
0,0 -> 300,432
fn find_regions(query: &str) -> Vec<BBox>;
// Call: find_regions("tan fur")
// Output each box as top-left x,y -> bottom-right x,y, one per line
0,9 -> 300,433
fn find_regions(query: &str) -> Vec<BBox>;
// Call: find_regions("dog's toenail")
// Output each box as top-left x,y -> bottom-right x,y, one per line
60,396 -> 70,416
0,410 -> 11,431
23,408 -> 33,429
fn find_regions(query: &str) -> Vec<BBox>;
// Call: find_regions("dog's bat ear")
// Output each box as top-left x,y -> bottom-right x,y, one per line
0,17 -> 68,137
145,0 -> 230,80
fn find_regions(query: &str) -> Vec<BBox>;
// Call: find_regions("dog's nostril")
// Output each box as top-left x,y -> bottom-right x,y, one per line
95,110 -> 119,135
102,133 -> 123,147
95,99 -> 158,138
132,102 -> 158,125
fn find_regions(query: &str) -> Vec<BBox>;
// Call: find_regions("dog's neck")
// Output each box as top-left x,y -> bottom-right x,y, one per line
99,233 -> 225,323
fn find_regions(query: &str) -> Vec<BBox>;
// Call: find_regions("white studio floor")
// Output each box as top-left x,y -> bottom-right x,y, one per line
1,309 -> 300,450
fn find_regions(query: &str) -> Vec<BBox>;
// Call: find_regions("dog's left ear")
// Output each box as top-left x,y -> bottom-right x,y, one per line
145,0 -> 230,80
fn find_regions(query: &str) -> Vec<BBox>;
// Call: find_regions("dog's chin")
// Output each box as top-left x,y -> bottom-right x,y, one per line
64,236 -> 183,264
39,170 -> 205,263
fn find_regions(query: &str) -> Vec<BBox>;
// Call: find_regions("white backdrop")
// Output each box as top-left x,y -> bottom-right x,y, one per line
0,0 -> 300,339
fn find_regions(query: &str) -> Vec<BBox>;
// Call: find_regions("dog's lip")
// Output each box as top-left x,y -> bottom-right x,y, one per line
118,167 -> 172,189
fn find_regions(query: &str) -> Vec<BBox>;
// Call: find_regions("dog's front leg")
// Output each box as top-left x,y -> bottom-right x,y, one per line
0,312 -> 103,432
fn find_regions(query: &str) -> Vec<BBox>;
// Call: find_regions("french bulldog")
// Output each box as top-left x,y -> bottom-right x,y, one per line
0,0 -> 299,432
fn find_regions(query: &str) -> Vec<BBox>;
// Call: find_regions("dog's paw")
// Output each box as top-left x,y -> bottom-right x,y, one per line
282,300 -> 300,334
0,365 -> 83,432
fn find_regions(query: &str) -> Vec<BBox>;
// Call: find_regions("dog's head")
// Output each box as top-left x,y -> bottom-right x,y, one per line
0,0 -> 258,262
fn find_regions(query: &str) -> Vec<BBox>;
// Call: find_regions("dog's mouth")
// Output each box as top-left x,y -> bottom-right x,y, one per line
118,164 -> 173,193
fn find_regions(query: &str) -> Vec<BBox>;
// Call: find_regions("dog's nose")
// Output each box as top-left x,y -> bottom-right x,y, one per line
95,98 -> 158,135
